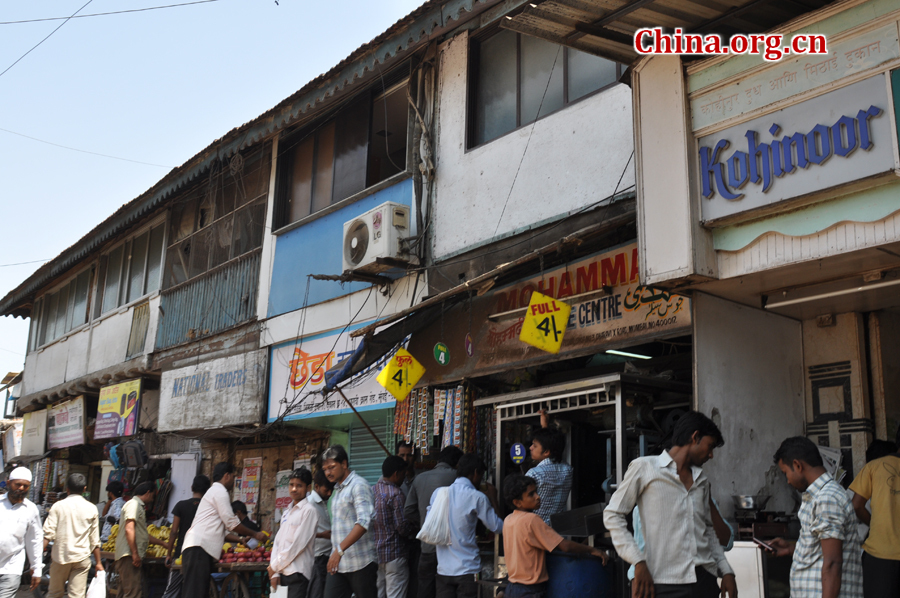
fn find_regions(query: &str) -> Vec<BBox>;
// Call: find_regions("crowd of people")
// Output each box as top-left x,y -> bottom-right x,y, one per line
0,409 -> 897,598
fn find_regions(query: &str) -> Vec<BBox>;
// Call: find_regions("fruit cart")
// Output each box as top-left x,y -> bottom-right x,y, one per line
100,522 -> 174,597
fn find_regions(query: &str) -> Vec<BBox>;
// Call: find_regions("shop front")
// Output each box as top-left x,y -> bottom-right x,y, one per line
631,2 -> 900,595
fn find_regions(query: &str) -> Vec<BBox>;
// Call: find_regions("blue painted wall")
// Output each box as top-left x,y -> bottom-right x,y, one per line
268,178 -> 413,317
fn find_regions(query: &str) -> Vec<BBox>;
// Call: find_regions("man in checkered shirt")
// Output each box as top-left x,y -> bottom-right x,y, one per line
768,437 -> 863,598
525,411 -> 573,526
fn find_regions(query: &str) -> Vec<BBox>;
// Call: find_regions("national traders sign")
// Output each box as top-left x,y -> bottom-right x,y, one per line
697,76 -> 894,223
409,241 -> 691,384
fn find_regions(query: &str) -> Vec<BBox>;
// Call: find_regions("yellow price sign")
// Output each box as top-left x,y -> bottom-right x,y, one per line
376,348 -> 426,401
519,291 -> 571,354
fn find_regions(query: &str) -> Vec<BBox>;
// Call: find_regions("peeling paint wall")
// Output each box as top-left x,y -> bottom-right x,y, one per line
432,31 -> 635,261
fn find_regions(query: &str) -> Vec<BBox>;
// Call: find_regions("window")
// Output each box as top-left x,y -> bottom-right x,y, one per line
274,73 -> 410,230
163,145 -> 271,289
469,29 -> 621,146
98,223 -> 166,315
32,267 -> 93,349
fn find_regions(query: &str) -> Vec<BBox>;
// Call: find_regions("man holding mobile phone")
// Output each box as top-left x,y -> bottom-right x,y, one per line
768,437 -> 862,598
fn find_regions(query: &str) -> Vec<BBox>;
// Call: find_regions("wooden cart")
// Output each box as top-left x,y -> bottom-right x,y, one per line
170,560 -> 269,598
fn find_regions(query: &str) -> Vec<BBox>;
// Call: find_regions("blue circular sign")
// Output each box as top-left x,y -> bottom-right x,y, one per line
510,442 -> 526,464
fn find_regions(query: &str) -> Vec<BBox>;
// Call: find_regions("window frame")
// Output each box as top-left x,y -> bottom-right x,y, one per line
96,217 -> 168,318
272,72 -> 415,234
465,27 -> 624,150
30,263 -> 95,352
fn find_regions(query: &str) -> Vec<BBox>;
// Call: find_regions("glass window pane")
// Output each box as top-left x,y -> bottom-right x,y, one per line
333,96 -> 369,197
520,35 -> 565,124
211,216 -> 233,268
55,286 -> 68,338
218,169 -> 237,218
72,270 -> 90,328
164,239 -> 189,289
170,190 -> 199,243
311,122 -> 335,213
29,299 -> 41,351
567,49 -> 618,101
232,201 -> 266,257
127,232 -> 149,303
287,136 -> 314,223
189,229 -> 212,279
475,30 -> 518,145
103,245 -> 124,313
118,240 -> 131,307
198,189 -> 215,229
44,293 -> 59,343
145,225 -> 165,295
64,281 -> 76,332
367,88 -> 407,186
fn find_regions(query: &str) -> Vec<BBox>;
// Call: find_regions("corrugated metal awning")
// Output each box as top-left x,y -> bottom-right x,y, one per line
501,0 -> 835,64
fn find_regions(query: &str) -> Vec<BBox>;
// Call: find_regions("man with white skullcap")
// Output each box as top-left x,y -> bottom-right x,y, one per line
0,466 -> 43,596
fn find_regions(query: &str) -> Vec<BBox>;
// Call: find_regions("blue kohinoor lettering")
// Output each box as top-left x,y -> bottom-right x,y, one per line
701,105 -> 883,201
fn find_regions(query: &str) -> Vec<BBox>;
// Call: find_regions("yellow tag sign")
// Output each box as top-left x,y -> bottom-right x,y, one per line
519,291 -> 571,354
376,348 -> 426,401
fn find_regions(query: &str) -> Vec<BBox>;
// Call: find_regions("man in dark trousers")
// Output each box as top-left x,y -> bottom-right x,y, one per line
404,446 -> 463,598
181,463 -> 266,598
161,475 -> 211,598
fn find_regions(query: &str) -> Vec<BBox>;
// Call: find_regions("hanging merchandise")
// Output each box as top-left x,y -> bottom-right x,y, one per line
453,386 -> 463,448
441,390 -> 453,450
152,479 -> 174,520
433,387 -> 442,437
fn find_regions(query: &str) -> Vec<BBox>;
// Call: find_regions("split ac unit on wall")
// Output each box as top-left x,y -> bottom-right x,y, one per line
342,202 -> 414,274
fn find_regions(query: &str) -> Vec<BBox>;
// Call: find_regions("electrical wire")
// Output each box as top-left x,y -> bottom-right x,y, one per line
0,258 -> 50,268
0,1 -> 221,24
0,127 -> 172,167
0,0 -> 94,80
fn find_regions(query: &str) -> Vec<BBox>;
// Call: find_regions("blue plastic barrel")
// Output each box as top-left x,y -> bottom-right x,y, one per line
546,552 -> 614,598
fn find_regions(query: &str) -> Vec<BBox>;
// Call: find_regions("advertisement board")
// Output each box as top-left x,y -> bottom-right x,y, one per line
47,397 -> 85,449
268,324 -> 394,422
95,379 -> 141,440
20,410 -> 47,457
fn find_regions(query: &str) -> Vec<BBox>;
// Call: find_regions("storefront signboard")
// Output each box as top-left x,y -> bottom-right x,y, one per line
410,241 -> 692,384
690,24 -> 900,131
20,410 -> 47,456
95,380 -> 141,440
4,422 -> 22,459
159,351 -> 267,432
47,397 -> 85,449
268,324 -> 394,422
698,76 -> 894,223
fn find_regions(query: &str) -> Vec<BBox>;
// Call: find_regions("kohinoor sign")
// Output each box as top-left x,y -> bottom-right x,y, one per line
697,76 -> 894,223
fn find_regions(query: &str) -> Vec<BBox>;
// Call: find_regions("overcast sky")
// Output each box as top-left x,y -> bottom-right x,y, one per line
0,0 -> 424,383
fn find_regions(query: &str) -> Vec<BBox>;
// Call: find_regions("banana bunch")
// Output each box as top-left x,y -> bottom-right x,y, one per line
146,524 -> 172,558
101,524 -> 120,553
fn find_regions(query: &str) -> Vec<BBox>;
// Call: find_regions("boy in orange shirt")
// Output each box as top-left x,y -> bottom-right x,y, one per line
502,474 -> 608,598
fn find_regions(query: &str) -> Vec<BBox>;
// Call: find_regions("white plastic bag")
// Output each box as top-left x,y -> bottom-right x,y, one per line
86,570 -> 106,598
270,585 -> 289,598
417,486 -> 452,546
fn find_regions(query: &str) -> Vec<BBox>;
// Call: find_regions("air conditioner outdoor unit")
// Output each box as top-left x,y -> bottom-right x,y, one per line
342,202 -> 414,274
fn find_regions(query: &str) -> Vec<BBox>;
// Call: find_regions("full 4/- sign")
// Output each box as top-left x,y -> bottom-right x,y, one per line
519,291 -> 572,354
377,348 -> 426,401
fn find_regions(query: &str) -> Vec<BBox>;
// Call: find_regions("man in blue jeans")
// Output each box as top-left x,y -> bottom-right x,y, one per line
322,445 -> 377,598
433,454 -> 502,598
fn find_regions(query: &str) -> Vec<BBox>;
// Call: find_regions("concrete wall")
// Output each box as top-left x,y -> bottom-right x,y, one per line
432,31 -> 635,261
267,178 -> 413,316
693,293 -> 805,519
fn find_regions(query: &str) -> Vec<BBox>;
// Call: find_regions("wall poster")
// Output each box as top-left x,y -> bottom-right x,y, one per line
95,379 -> 141,440
47,397 -> 85,449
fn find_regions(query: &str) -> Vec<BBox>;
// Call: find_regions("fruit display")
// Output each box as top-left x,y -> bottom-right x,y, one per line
101,524 -> 119,552
218,532 -> 273,565
146,524 -> 172,558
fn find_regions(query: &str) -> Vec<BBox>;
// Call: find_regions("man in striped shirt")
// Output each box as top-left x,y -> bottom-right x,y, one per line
604,411 -> 737,598
373,456 -> 416,598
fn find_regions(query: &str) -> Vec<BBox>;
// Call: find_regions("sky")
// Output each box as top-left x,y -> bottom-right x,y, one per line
0,0 -> 425,383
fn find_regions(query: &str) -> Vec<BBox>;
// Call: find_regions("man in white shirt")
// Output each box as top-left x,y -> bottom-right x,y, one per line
268,468 -> 318,597
307,468 -> 334,598
43,473 -> 104,598
0,467 -> 43,597
181,462 -> 267,598
604,411 -> 737,598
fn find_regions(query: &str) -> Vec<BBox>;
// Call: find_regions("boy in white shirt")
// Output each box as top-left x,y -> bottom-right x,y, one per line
268,468 -> 318,598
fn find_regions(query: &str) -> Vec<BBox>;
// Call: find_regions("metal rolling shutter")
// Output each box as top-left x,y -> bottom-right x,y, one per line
348,416 -> 394,486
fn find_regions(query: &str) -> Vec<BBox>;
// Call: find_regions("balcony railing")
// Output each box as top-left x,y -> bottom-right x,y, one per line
156,251 -> 260,350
